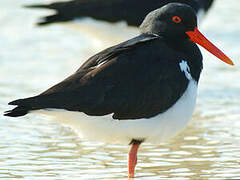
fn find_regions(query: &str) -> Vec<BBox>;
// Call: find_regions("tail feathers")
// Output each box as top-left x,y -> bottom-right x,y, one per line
24,4 -> 55,10
5,94 -> 64,117
24,3 -> 67,26
5,97 -> 37,117
24,1 -> 123,26
4,106 -> 30,117
9,99 -> 23,105
37,14 -> 73,26
25,3 -> 76,26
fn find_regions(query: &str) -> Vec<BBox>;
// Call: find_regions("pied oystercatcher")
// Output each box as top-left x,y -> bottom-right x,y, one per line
5,3 -> 233,178
26,0 -> 214,26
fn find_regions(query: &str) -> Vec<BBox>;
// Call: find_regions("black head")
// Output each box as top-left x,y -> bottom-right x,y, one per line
140,3 -> 234,66
140,3 -> 197,39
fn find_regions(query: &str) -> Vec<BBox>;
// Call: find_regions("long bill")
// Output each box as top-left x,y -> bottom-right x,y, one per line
186,27 -> 234,66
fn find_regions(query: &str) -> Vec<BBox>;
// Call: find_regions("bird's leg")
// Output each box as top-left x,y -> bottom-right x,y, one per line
128,140 -> 141,178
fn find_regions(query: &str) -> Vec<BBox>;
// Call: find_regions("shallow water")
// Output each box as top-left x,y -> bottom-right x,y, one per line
1,0 -> 240,179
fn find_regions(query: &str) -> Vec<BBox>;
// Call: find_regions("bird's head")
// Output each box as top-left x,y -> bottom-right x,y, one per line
140,3 -> 234,66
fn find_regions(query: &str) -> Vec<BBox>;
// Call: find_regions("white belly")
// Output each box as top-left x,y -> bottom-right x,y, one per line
32,80 -> 198,145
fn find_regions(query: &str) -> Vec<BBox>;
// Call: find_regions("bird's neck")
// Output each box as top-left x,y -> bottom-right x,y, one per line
163,36 -> 203,82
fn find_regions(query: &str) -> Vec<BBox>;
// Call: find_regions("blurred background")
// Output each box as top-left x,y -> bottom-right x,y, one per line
0,0 -> 240,179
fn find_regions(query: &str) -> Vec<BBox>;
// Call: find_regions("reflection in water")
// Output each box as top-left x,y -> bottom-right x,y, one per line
1,0 -> 240,179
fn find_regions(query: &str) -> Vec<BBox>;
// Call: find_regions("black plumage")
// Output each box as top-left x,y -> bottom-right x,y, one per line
5,4 -> 203,119
26,0 -> 214,26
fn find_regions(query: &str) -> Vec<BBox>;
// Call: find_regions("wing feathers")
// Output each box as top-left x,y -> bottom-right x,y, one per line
5,34 -> 189,120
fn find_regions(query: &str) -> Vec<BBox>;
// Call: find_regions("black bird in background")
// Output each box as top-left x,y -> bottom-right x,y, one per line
5,3 -> 233,178
26,0 -> 214,26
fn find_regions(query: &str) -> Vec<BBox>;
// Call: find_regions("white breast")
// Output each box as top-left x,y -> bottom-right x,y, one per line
32,80 -> 198,145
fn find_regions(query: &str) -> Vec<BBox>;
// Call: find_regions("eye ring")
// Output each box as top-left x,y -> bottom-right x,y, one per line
172,16 -> 182,23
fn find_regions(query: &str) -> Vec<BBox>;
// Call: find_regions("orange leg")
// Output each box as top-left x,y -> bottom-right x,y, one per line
128,142 -> 141,178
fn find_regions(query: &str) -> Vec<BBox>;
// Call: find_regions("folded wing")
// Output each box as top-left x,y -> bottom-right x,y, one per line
5,34 -> 188,120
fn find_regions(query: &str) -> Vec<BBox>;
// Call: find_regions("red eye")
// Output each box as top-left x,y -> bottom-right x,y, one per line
172,16 -> 182,23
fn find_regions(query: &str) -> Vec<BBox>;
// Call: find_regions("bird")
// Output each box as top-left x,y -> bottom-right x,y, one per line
5,3 -> 233,178
26,0 -> 214,26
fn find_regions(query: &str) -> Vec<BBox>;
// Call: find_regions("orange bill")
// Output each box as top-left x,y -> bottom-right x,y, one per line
186,28 -> 234,66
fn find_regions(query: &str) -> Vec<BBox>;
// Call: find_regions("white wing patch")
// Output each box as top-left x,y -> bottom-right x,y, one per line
179,60 -> 192,80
